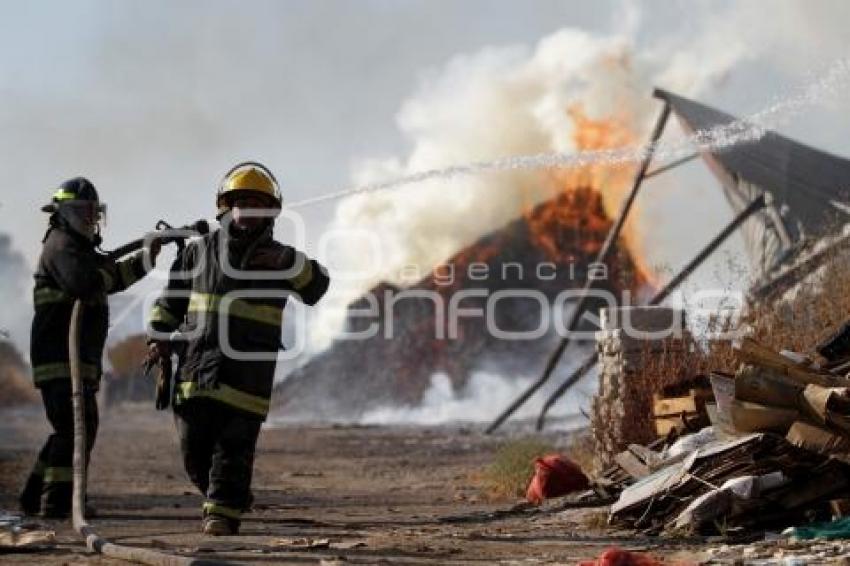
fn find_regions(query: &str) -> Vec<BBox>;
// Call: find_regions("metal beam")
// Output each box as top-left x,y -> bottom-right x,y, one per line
649,193 -> 767,306
534,351 -> 598,431
644,153 -> 700,179
485,101 -> 672,435
752,231 -> 850,303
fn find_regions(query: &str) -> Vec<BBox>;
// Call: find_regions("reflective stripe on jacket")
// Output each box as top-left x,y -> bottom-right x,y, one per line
148,227 -> 329,419
30,225 -> 151,387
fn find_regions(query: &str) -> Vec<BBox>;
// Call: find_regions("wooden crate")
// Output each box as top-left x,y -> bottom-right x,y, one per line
652,387 -> 713,436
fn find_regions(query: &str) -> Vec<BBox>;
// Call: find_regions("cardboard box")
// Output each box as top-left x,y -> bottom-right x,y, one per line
786,421 -> 850,455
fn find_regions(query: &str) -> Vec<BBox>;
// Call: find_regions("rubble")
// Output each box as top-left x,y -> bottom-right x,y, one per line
705,538 -> 850,563
599,327 -> 850,539
0,512 -> 55,550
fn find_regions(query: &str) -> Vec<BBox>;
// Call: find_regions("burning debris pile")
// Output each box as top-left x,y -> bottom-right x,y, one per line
274,187 -> 650,421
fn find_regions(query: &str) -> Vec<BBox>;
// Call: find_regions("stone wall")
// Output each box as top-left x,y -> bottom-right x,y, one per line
591,306 -> 690,468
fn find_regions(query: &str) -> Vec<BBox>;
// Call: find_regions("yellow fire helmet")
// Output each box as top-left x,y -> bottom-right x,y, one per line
216,161 -> 282,218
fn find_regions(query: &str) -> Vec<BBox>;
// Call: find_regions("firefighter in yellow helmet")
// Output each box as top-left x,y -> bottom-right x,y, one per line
215,161 -> 281,216
146,162 -> 329,536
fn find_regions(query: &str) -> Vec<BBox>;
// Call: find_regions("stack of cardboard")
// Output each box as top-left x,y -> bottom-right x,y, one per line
606,337 -> 850,535
716,338 -> 850,458
610,432 -> 850,534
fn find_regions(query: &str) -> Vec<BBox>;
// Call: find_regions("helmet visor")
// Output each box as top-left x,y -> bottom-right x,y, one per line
59,200 -> 107,230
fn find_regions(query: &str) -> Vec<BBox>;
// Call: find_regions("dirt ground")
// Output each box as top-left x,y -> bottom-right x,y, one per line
0,404 -> 774,565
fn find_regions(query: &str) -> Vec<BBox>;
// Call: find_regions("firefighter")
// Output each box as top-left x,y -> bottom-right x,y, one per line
145,162 -> 329,536
20,177 -> 161,518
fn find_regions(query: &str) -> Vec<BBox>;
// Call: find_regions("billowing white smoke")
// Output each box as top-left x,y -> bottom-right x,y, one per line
0,233 -> 32,356
311,21 -> 743,351
311,2 -> 850,353
302,1 -> 850,424
360,371 -> 590,429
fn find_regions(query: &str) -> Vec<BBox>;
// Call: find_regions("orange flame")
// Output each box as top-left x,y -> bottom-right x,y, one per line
526,104 -> 656,287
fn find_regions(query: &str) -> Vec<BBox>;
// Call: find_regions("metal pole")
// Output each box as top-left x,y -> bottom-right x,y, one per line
649,193 -> 766,306
533,194 -> 768,430
643,152 -> 700,180
534,351 -> 599,431
485,102 -> 671,434
751,231 -> 850,303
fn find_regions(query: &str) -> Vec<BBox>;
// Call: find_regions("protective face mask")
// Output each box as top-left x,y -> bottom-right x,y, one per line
58,202 -> 103,242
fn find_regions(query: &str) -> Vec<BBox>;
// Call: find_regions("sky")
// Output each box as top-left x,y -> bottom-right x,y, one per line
1,0 -> 850,352
0,0 -> 611,260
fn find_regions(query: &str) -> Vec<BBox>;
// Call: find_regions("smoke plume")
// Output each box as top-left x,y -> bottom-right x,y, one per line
313,1 -> 832,350
0,233 -> 31,354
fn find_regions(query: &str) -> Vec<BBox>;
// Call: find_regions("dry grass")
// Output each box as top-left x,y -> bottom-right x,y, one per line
745,247 -> 850,356
681,245 -> 850,368
623,338 -> 709,445
565,428 -> 598,476
481,438 -> 555,500
601,246 -> 850,453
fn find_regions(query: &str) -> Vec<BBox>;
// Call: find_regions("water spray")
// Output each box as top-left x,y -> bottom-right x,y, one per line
288,58 -> 850,209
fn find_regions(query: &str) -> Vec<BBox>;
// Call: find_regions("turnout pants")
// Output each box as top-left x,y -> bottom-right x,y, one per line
20,381 -> 99,516
174,398 -> 262,526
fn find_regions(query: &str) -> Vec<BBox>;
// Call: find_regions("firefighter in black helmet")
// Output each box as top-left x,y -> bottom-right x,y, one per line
20,178 -> 161,518
146,162 -> 330,536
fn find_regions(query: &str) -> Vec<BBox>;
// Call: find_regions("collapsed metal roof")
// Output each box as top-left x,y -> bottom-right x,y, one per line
654,88 -> 850,276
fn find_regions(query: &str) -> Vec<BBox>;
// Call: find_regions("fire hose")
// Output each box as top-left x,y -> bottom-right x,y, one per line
66,221 -> 230,565
70,301 -> 226,565
105,219 -> 209,261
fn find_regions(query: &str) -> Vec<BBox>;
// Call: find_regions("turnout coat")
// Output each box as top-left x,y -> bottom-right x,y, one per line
148,227 -> 329,420
31,225 -> 150,387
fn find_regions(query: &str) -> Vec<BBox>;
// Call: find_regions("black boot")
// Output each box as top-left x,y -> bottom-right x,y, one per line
202,515 -> 238,536
19,473 -> 43,516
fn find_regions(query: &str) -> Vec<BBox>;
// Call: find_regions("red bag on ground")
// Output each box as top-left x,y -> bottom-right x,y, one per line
525,453 -> 590,505
579,547 -> 664,566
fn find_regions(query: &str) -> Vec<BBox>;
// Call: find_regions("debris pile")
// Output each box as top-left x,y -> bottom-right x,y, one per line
601,329 -> 850,536
0,511 -> 54,550
712,338 -> 850,443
